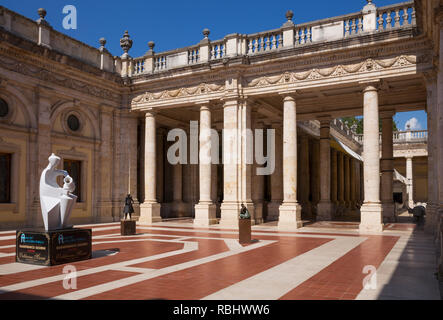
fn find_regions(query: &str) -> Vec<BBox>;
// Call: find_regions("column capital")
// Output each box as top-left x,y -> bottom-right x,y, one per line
359,79 -> 380,92
144,109 -> 157,117
278,89 -> 297,100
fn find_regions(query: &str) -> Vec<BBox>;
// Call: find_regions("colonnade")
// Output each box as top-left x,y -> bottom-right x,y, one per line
139,83 -> 402,233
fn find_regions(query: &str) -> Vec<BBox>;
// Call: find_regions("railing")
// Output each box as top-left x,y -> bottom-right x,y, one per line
354,130 -> 428,144
210,40 -> 226,60
247,29 -> 283,54
393,130 -> 428,143
377,3 -> 415,31
127,1 -> 416,76
331,119 -> 361,145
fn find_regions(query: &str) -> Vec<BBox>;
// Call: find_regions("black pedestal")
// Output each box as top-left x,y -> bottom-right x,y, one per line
239,219 -> 251,244
121,219 -> 136,235
16,228 -> 92,266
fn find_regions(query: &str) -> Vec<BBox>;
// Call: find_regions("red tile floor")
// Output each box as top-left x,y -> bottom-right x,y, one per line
0,220 -> 439,300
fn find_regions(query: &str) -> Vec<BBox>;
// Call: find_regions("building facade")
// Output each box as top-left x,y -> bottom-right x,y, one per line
0,1 -> 442,274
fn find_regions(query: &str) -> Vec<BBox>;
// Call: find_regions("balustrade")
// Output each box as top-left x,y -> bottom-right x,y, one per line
126,1 -> 415,75
247,30 -> 283,54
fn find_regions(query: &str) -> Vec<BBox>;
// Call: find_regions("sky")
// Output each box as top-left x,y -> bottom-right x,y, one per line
2,0 -> 426,130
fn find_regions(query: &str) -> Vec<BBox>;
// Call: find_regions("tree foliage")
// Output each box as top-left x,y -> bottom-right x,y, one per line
340,117 -> 398,134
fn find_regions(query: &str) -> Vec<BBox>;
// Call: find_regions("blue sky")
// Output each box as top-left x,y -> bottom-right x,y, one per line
2,0 -> 426,130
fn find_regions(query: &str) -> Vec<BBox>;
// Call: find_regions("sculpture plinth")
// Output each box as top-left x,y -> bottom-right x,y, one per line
16,228 -> 91,266
120,219 -> 136,235
238,218 -> 251,244
16,153 -> 92,266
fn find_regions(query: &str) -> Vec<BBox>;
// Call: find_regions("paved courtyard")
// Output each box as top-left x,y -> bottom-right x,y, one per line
0,219 -> 440,300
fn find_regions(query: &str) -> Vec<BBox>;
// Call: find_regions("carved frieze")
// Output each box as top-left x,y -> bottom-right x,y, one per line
132,82 -> 225,104
246,55 -> 418,88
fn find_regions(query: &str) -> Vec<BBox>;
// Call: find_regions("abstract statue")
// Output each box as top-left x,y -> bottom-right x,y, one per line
39,153 -> 77,231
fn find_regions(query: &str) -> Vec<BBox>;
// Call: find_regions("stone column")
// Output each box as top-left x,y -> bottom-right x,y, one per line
331,148 -> 338,208
311,139 -> 320,214
344,154 -> 351,213
172,163 -> 186,216
355,161 -> 362,207
278,94 -> 302,229
380,111 -> 395,222
424,74 -> 438,233
406,156 -> 414,208
252,116 -> 265,224
300,135 -> 312,218
317,119 -> 334,220
156,128 -> 165,204
139,111 -> 161,223
194,106 -> 217,226
240,100 -> 255,221
350,158 -> 356,210
220,99 -> 240,226
337,151 -> 345,215
267,123 -> 283,220
438,15 -> 443,278
359,84 -> 383,233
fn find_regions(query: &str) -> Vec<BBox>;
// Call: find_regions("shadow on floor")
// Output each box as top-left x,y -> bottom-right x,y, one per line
361,218 -> 441,300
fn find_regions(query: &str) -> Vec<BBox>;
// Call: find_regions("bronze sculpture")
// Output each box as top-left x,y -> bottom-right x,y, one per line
123,194 -> 134,220
239,203 -> 250,219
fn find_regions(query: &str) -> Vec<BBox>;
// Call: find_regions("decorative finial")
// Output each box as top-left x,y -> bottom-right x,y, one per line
99,37 -> 106,47
37,8 -> 47,20
148,41 -> 155,51
202,28 -> 210,39
367,0 -> 373,4
285,10 -> 294,21
120,30 -> 133,55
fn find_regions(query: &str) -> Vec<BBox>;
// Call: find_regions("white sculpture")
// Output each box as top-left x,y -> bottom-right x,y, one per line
39,153 -> 77,231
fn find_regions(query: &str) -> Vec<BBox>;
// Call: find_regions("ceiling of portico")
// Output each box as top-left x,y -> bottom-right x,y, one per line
151,73 -> 426,127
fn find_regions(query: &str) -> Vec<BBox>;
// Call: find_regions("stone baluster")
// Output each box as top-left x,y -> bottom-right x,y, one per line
411,7 -> 416,25
352,18 -> 357,35
345,20 -> 351,37
394,9 -> 401,28
386,10 -> 392,29
403,7 -> 409,25
378,12 -> 384,31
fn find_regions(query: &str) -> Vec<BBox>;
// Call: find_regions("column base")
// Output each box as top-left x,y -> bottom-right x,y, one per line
253,202 -> 264,225
219,202 -> 240,228
382,202 -> 396,223
267,201 -> 282,221
194,203 -> 217,227
139,202 -> 161,224
316,201 -> 335,221
219,201 -> 255,228
359,202 -> 384,233
278,202 -> 303,230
